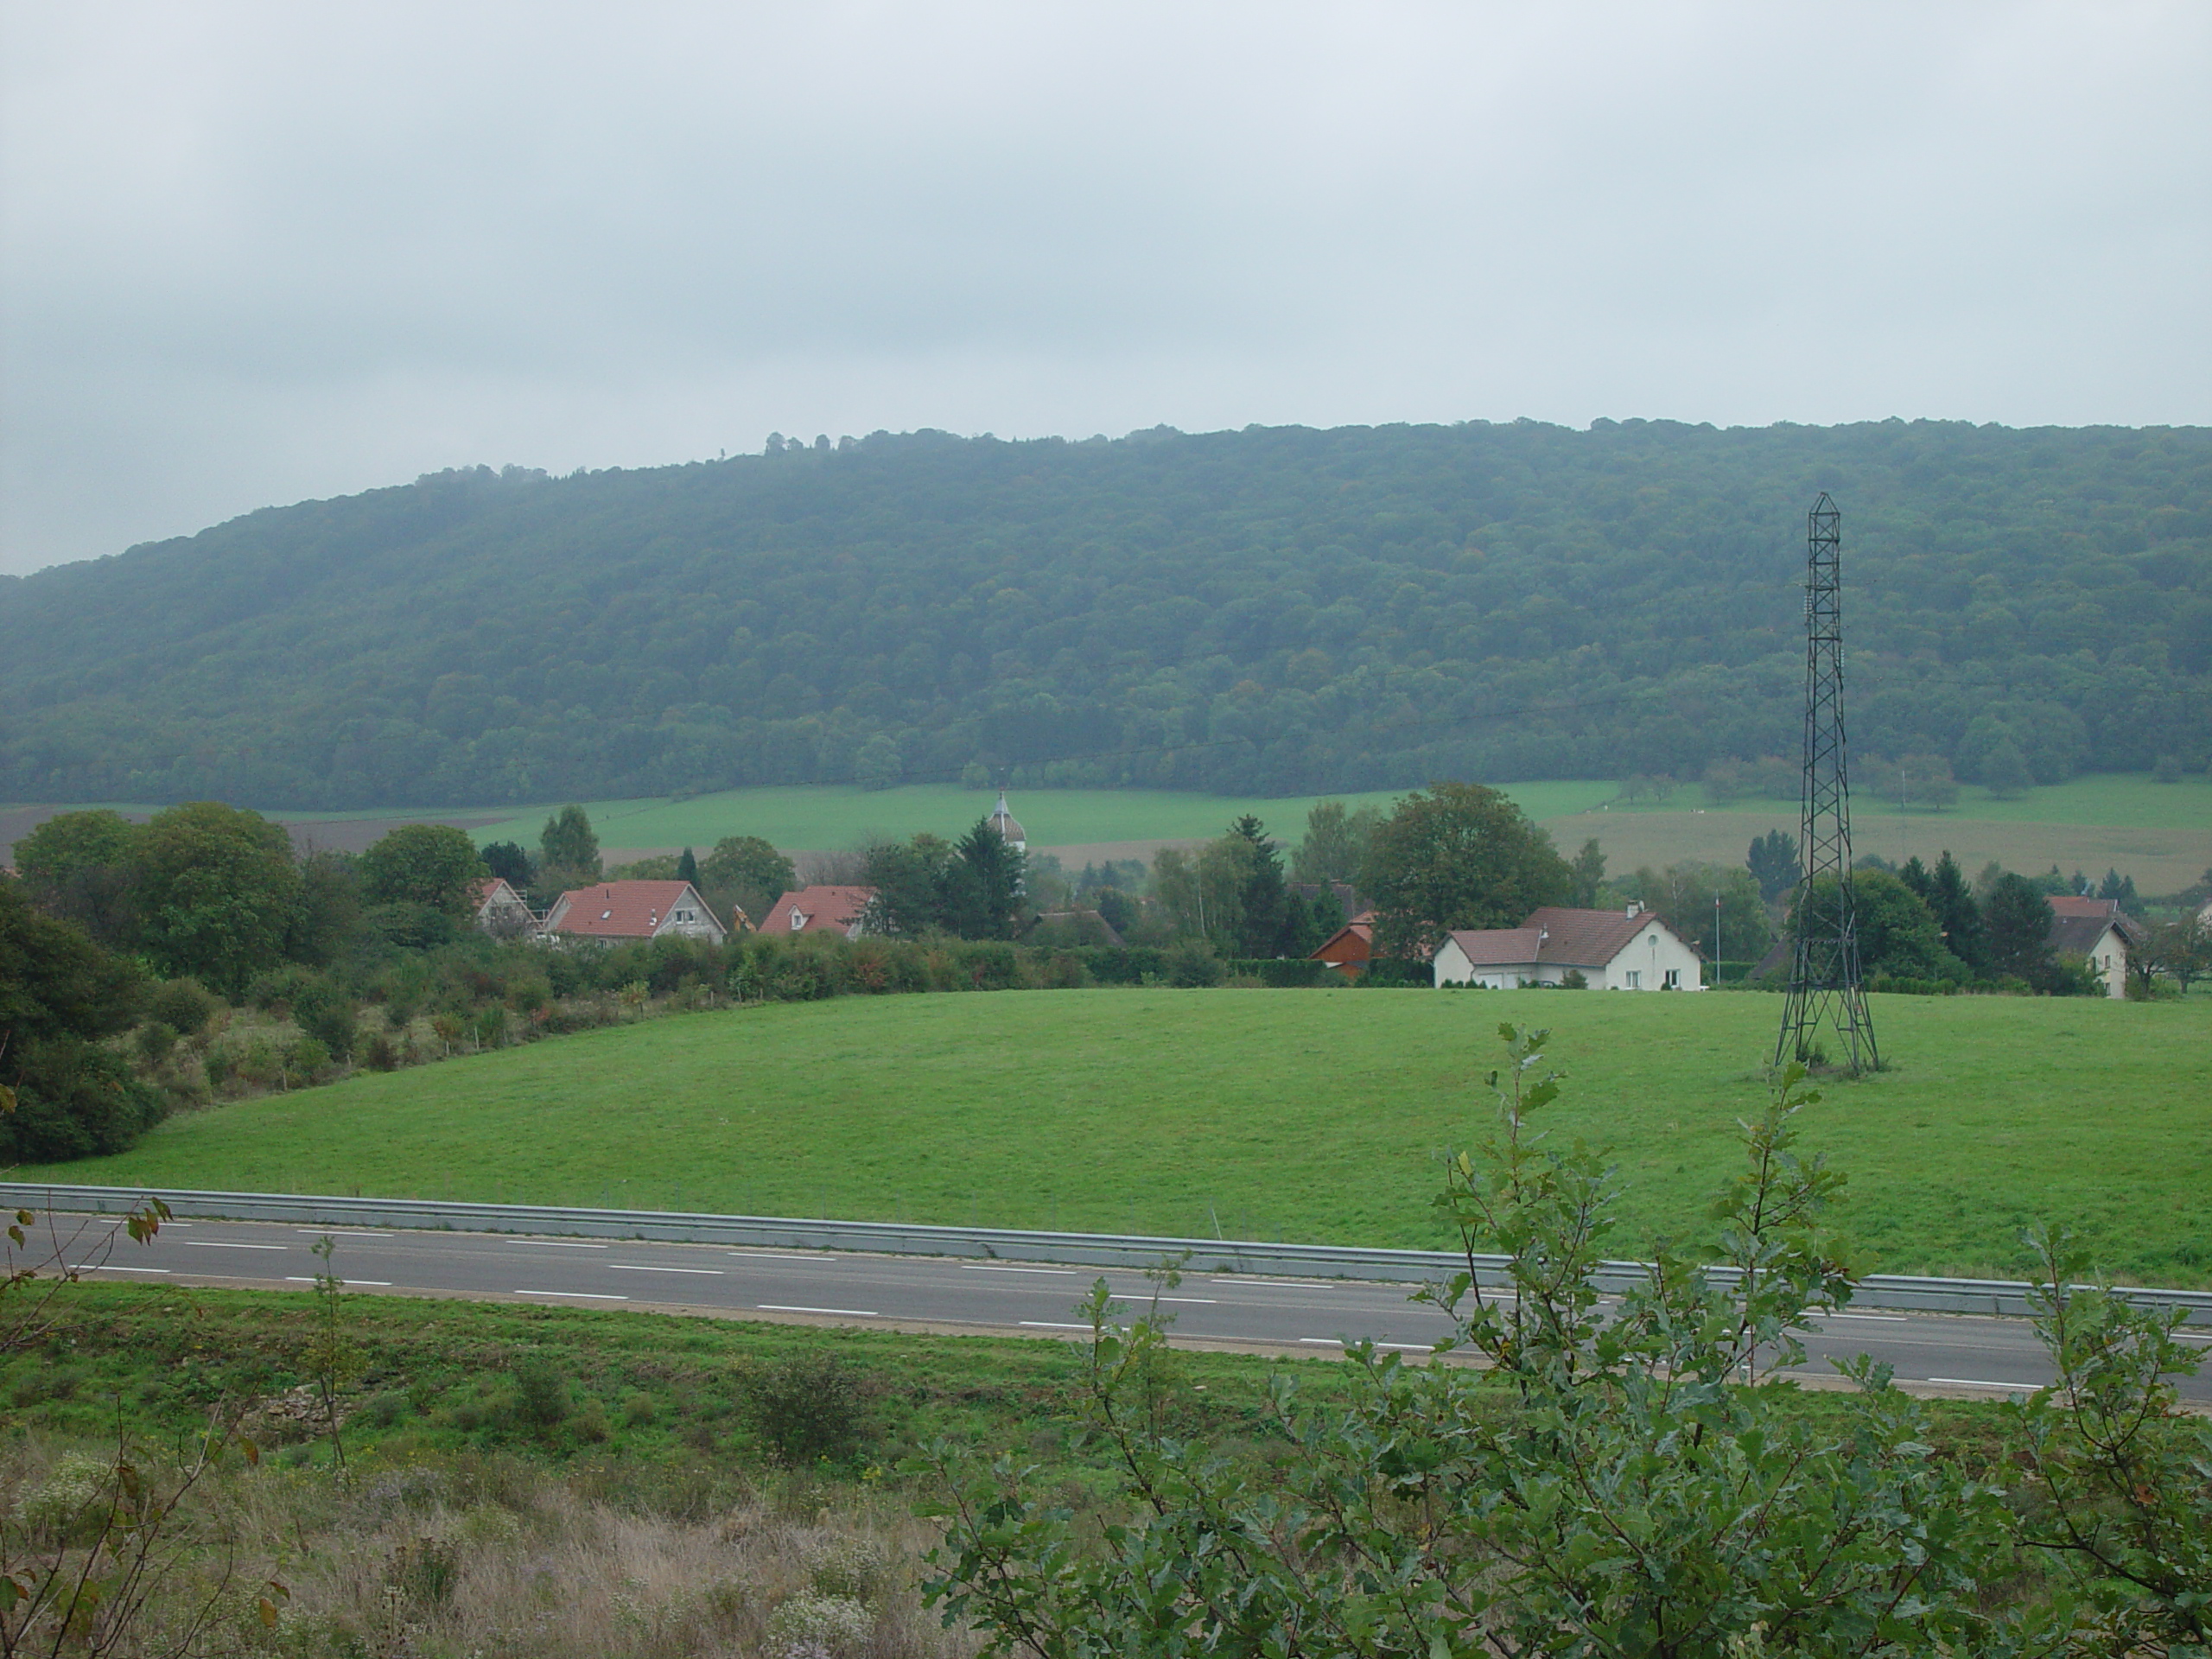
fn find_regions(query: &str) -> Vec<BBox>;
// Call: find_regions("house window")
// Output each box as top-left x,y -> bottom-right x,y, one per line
1663,968 -> 1680,988
1624,969 -> 1642,988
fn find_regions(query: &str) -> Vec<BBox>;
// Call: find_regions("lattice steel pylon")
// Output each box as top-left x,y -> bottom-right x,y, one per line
1775,493 -> 1878,1074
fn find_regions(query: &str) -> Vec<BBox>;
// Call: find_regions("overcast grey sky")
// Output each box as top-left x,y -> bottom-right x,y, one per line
3,2 -> 2206,575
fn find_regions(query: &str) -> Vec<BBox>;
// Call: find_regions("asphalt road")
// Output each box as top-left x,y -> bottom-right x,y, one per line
56,1212 -> 2212,1404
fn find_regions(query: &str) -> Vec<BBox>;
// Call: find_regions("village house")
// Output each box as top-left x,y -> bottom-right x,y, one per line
1433,903 -> 1704,990
1309,911 -> 1376,980
758,884 -> 877,938
467,876 -> 537,937
2046,894 -> 2140,999
539,879 -> 728,945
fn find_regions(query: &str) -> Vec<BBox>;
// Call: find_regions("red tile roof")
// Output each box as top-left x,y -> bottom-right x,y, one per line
544,880 -> 715,939
2048,895 -> 2116,919
758,885 -> 875,936
467,876 -> 528,912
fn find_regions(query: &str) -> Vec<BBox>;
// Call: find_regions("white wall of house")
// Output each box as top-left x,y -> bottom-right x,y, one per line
1600,924 -> 1706,992
1433,938 -> 1549,988
650,893 -> 725,943
2087,922 -> 2127,999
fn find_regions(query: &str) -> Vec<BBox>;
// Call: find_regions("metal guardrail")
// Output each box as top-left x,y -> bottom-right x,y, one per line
9,1182 -> 2209,1325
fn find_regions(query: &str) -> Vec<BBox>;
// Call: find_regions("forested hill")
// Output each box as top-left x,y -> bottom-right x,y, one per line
2,419 -> 2207,810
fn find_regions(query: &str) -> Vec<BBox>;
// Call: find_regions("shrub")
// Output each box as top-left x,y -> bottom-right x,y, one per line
293,982 -> 359,1060
804,1534 -> 887,1600
471,1005 -> 509,1049
143,976 -> 218,1037
1034,950 -> 1090,989
743,1351 -> 870,1465
766,1591 -> 874,1658
0,1039 -> 165,1160
1163,939 -> 1223,988
1222,957 -> 1332,988
1869,974 -> 1961,996
1358,957 -> 1433,988
2046,953 -> 2109,998
956,940 -> 1021,990
509,1356 -> 569,1428
288,1035 -> 333,1082
11,1452 -> 113,1544
134,1020 -> 180,1067
245,965 -> 317,1014
385,1535 -> 460,1610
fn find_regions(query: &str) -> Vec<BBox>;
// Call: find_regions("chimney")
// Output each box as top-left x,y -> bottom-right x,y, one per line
1625,901 -> 1641,918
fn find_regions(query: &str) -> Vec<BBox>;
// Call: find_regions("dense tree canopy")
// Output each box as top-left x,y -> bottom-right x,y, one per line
10,808 -> 143,949
1985,874 -> 2060,987
0,878 -> 156,1161
1361,781 -> 1572,957
2,420 -> 2205,808
696,834 -> 797,929
133,802 -> 303,994
356,823 -> 486,916
857,819 -> 1027,941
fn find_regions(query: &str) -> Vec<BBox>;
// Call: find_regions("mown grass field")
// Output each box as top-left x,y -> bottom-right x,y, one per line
1600,771 -> 2212,829
26,988 -> 2211,1286
1546,772 -> 2212,894
10,773 -> 2202,885
463,780 -> 1621,855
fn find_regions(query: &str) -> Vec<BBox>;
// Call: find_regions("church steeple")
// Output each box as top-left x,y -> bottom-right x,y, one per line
988,791 -> 1027,853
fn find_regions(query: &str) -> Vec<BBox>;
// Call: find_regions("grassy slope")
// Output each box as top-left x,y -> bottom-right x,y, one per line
10,1280 -> 1249,1475
29,989 -> 2212,1286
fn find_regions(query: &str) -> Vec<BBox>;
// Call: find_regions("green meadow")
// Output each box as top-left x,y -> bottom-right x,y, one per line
10,773 -> 2202,884
463,780 -> 1622,855
27,988 -> 2211,1287
460,770 -> 2212,855
1605,770 -> 2212,830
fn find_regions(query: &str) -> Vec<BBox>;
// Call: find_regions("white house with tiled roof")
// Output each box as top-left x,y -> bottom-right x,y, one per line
541,880 -> 726,944
1433,904 -> 1703,991
2045,895 -> 2139,999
